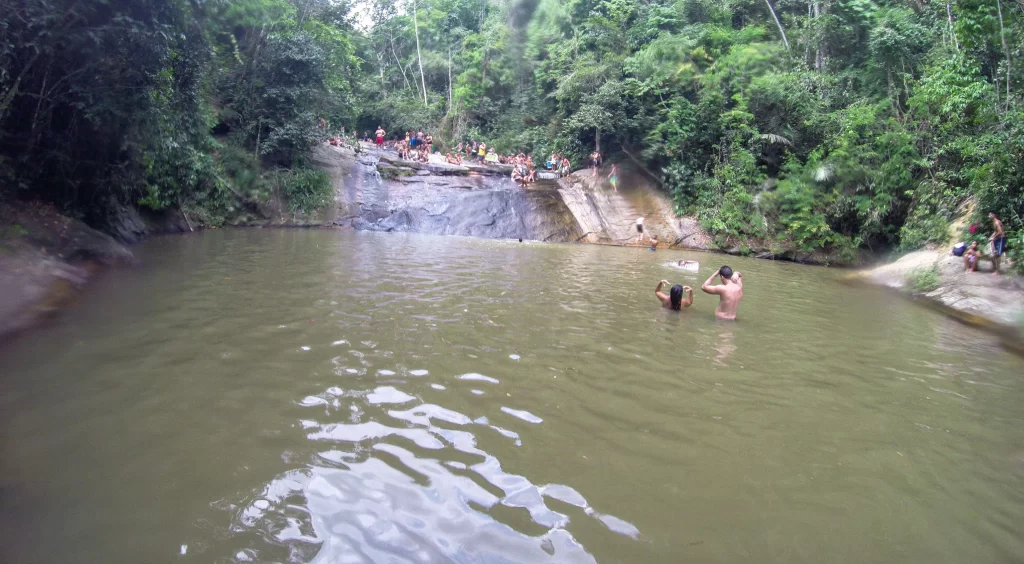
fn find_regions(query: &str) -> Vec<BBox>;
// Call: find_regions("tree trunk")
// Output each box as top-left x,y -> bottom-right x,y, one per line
447,46 -> 453,115
390,33 -> 411,90
764,0 -> 791,53
813,0 -> 823,71
995,0 -> 1011,111
413,0 -> 428,107
595,127 -> 601,153
946,1 -> 960,52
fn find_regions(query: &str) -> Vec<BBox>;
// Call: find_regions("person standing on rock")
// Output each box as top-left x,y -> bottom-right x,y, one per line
701,266 -> 743,320
635,216 -> 645,245
607,164 -> 619,192
989,212 -> 1006,275
590,151 -> 602,177
374,126 -> 385,147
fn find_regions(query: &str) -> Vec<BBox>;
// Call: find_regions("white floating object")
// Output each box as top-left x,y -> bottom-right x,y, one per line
300,346 -> 311,351
459,373 -> 499,384
509,354 -> 520,361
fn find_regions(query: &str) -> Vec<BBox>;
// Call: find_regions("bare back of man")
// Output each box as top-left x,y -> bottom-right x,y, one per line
701,266 -> 743,320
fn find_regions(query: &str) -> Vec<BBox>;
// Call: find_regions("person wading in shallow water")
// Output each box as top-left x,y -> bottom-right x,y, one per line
701,266 -> 743,320
655,280 -> 693,311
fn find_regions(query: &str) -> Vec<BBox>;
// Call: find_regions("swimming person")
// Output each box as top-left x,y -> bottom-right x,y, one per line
655,280 -> 693,311
701,266 -> 743,320
649,234 -> 659,251
989,212 -> 1006,275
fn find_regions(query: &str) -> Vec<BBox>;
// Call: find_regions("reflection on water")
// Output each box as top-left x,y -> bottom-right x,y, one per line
235,363 -> 637,563
2,229 -> 1024,564
234,352 -> 638,563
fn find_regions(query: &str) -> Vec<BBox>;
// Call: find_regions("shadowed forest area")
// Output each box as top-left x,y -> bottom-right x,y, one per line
1,0 -> 1023,267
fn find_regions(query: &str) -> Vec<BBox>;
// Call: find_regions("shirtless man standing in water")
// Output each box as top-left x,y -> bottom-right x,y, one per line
701,265 -> 743,320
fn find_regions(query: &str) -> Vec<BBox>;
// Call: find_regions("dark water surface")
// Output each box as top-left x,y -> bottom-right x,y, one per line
2,229 -> 1023,563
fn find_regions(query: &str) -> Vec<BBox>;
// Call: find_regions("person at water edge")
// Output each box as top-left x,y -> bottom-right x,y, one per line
607,164 -> 619,192
655,280 -> 693,311
375,126 -> 385,147
701,266 -> 743,320
478,142 -> 487,163
964,241 -> 981,273
635,216 -> 645,244
590,151 -> 602,177
425,132 -> 433,154
445,152 -> 462,165
558,157 -> 571,177
989,212 -> 1006,275
649,234 -> 659,251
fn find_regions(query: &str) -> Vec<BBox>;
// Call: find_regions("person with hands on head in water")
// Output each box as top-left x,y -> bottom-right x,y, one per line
655,280 -> 693,311
701,265 -> 743,320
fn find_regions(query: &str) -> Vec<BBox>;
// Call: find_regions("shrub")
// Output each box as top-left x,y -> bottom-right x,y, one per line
905,266 -> 941,293
268,168 -> 333,214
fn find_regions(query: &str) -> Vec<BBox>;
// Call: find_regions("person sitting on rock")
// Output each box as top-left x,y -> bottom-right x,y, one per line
446,152 -> 461,165
964,241 -> 981,273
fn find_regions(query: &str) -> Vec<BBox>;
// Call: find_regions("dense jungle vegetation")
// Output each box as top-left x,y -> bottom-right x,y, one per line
1,0 -> 1022,265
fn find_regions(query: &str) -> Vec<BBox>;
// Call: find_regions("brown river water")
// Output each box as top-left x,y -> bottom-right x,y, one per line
2,229 -> 1023,563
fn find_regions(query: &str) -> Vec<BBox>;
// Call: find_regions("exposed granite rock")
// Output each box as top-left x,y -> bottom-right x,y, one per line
851,249 -> 1024,352
0,201 -> 133,338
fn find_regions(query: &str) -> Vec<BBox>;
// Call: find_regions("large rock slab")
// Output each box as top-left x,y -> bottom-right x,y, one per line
852,249 -> 1024,350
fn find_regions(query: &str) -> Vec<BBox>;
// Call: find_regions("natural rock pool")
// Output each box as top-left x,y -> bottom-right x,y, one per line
2,229 -> 1023,563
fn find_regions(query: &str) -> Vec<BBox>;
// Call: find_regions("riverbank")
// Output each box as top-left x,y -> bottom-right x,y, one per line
0,202 -> 132,338
848,249 -> 1024,353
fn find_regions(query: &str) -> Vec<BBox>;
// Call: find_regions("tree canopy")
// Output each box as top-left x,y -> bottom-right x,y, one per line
2,0 -> 1022,265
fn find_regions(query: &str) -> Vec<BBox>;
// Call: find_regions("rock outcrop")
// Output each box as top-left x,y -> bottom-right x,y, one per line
312,143 -> 712,248
0,201 -> 134,338
851,249 -> 1024,353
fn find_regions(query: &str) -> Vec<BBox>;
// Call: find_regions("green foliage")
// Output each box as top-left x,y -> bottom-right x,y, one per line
906,266 -> 941,293
0,0 -> 356,232
3,0 -> 1024,266
269,167 -> 333,214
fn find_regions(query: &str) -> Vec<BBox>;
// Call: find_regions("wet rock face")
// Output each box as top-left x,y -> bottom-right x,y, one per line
354,188 -> 582,241
320,145 -> 583,242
